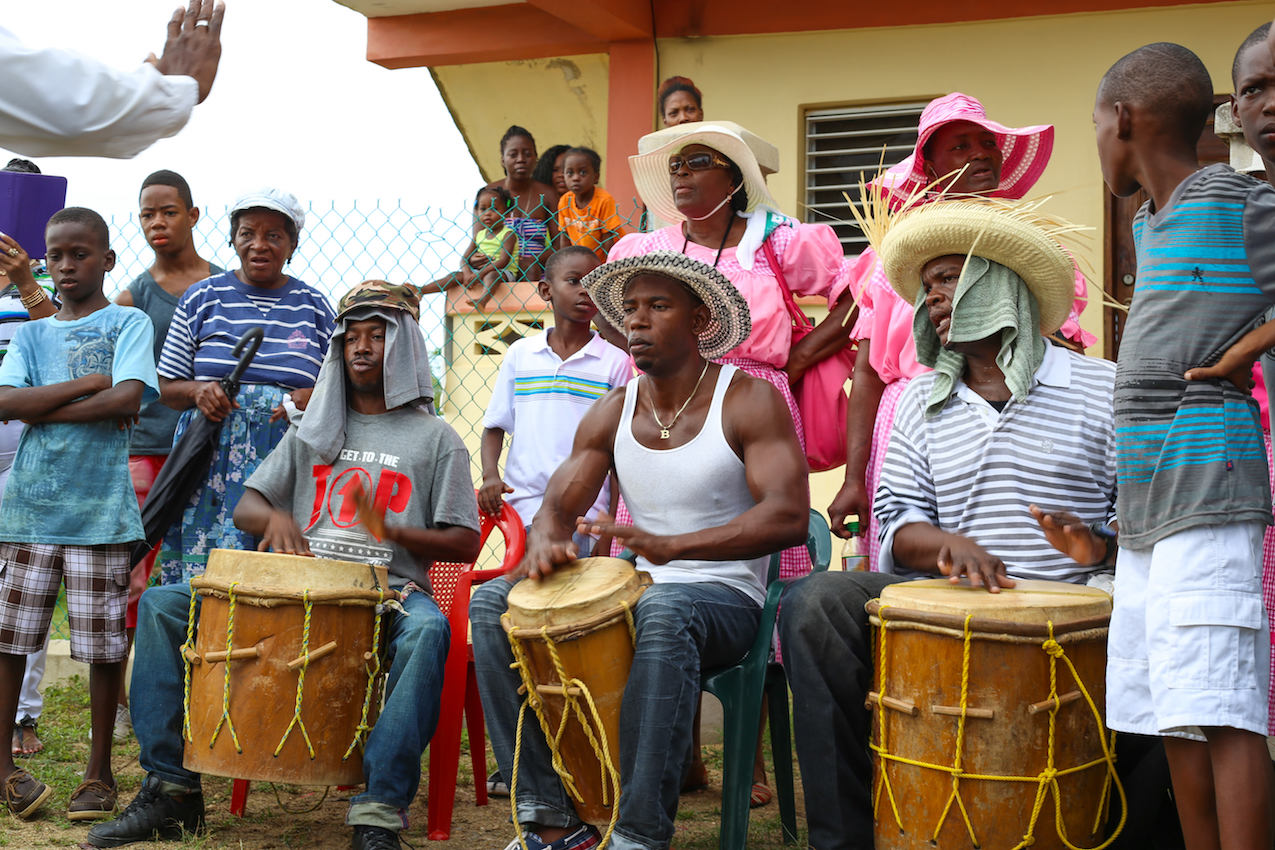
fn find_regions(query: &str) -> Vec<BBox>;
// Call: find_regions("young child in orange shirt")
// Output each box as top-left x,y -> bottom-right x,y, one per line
555,147 -> 626,261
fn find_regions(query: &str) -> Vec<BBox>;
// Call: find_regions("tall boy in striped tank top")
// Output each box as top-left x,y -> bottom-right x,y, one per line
471,251 -> 809,850
1095,43 -> 1275,848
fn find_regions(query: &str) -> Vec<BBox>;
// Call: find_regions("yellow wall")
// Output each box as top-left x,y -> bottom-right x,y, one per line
434,53 -> 611,184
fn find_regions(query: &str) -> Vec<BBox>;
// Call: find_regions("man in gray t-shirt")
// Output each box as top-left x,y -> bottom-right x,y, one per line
90,281 -> 480,850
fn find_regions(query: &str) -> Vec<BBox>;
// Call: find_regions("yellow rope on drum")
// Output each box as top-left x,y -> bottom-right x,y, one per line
181,578 -> 198,743
344,589 -> 386,761
208,581 -> 243,753
870,614 -> 1128,850
503,612 -> 623,850
275,589 -> 316,759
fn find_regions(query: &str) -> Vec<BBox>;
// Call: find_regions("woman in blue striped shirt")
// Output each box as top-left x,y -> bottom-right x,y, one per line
155,188 -> 335,584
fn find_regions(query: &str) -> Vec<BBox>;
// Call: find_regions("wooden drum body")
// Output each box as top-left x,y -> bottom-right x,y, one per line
183,549 -> 395,786
503,558 -> 652,824
867,579 -> 1117,850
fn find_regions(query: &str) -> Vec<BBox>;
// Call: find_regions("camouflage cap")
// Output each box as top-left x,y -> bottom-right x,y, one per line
336,280 -> 421,322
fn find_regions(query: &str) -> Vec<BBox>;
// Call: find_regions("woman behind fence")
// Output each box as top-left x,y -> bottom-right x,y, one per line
155,188 -> 335,584
488,125 -> 559,281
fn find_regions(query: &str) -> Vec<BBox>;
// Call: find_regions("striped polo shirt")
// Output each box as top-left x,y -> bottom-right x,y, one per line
1115,165 -> 1275,548
875,344 -> 1118,583
157,271 -> 335,390
483,329 -> 631,525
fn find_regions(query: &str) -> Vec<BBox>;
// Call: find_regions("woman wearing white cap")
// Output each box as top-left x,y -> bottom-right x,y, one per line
154,188 -> 336,584
613,121 -> 854,582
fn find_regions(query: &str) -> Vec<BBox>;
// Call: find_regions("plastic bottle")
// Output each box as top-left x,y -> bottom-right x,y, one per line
840,514 -> 868,572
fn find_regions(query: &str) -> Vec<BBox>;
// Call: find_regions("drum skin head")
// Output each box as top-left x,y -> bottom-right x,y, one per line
507,557 -> 651,629
879,578 -> 1111,624
203,548 -> 389,592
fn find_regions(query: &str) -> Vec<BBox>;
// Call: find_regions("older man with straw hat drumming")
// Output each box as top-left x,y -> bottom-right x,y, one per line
470,251 -> 809,850
779,199 -> 1123,850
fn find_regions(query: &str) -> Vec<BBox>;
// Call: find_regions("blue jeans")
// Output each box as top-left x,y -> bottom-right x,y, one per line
132,583 -> 448,830
472,578 -> 760,850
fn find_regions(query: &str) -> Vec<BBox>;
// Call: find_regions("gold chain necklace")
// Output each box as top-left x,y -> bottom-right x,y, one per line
647,361 -> 710,440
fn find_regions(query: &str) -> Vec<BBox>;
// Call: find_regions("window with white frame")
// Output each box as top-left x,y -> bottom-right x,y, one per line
804,102 -> 929,255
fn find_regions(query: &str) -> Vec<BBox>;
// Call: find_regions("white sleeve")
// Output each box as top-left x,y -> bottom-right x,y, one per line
0,26 -> 198,159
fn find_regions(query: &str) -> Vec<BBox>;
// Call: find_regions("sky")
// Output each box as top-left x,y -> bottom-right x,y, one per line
1,0 -> 484,300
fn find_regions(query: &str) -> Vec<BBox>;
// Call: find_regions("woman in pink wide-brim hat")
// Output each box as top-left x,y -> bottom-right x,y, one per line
827,92 -> 1096,566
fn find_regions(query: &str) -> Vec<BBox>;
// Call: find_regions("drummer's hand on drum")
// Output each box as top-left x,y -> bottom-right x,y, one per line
936,534 -> 1015,593
192,380 -> 237,422
578,513 -> 676,565
519,530 -> 579,581
258,509 -> 313,556
1029,505 -> 1108,566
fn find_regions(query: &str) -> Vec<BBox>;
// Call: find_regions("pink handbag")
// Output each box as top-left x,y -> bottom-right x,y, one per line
763,239 -> 855,472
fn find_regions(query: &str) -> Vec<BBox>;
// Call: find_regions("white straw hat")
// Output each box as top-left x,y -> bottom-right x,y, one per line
879,200 -> 1077,335
629,121 -> 780,226
230,187 -> 305,235
582,251 -> 752,360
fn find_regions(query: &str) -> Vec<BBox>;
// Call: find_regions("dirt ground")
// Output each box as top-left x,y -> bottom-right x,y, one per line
4,681 -> 805,849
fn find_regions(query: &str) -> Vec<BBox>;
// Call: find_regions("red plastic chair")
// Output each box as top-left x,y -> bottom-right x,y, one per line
426,500 -> 524,840
228,500 -> 525,822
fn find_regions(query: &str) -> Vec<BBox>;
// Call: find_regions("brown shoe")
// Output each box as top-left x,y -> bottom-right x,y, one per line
2,768 -> 52,819
68,779 -> 118,821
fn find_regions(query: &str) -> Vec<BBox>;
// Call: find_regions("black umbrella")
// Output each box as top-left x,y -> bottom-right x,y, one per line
129,327 -> 265,567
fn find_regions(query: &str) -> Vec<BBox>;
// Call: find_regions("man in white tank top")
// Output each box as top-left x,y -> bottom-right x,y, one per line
471,251 -> 809,850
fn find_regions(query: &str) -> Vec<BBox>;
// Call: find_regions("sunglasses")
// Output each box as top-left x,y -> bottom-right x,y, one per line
667,151 -> 733,174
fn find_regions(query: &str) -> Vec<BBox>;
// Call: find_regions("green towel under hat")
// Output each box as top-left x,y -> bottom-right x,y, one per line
911,256 -> 1046,416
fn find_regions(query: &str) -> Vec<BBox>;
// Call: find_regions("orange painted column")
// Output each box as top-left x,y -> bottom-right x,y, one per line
606,40 -> 655,223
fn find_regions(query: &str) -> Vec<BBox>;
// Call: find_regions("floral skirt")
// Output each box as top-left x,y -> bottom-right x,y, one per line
159,384 -> 289,585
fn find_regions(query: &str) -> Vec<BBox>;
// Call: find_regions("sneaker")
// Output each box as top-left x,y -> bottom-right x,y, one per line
351,825 -> 401,850
85,775 -> 205,848
1,768 -> 52,819
486,770 -> 510,797
112,704 -> 132,741
68,778 -> 118,821
500,824 -> 600,850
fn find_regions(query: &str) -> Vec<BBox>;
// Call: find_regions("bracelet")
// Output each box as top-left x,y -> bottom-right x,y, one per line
19,287 -> 48,310
1087,520 -> 1118,564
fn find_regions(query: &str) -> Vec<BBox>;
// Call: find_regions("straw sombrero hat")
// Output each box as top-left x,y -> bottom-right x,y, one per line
629,121 -> 780,226
879,200 -> 1077,336
582,251 -> 751,360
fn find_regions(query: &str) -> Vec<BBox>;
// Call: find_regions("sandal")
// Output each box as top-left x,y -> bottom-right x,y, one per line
68,778 -> 118,821
2,768 -> 52,819
11,715 -> 42,757
749,782 -> 773,809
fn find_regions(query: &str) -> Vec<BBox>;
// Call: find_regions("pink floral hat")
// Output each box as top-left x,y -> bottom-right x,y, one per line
874,93 -> 1054,204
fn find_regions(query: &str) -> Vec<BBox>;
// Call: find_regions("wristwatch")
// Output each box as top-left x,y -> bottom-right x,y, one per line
1087,521 -> 1118,564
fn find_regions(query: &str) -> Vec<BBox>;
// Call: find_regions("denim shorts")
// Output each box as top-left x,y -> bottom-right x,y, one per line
1107,521 -> 1269,739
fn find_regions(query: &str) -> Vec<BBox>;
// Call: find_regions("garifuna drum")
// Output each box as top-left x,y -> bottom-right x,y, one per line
502,557 -> 652,825
183,549 -> 398,786
865,579 -> 1122,850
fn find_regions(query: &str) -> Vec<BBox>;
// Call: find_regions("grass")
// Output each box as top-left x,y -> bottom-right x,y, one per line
8,681 -> 808,848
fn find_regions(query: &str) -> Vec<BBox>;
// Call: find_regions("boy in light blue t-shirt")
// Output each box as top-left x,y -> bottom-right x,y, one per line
0,208 -> 158,824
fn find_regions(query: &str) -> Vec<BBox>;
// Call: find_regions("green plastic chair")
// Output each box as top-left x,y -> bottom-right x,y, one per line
702,508 -> 832,850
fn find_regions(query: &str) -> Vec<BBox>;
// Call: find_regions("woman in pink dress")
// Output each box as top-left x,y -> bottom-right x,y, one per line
827,93 -> 1095,568
611,120 -> 855,580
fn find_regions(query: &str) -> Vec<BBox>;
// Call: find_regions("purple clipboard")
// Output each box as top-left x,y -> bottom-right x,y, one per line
0,172 -> 68,260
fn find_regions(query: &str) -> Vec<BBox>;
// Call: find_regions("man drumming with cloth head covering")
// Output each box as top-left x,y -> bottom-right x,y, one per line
779,201 -> 1122,850
470,251 -> 809,850
89,281 -> 481,850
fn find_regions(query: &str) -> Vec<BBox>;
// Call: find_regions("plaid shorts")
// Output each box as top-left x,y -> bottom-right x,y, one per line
0,541 -> 130,663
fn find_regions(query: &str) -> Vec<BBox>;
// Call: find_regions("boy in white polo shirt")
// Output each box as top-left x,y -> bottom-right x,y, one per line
480,246 -> 629,548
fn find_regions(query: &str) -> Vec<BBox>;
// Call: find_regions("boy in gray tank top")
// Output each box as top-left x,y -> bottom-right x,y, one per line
471,251 -> 809,850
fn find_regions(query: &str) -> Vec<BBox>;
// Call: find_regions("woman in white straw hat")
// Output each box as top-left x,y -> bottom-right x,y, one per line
828,93 -> 1094,571
154,188 -> 336,585
612,120 -> 854,580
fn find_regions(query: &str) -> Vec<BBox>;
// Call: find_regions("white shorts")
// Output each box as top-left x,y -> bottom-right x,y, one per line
1107,521 -> 1269,740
